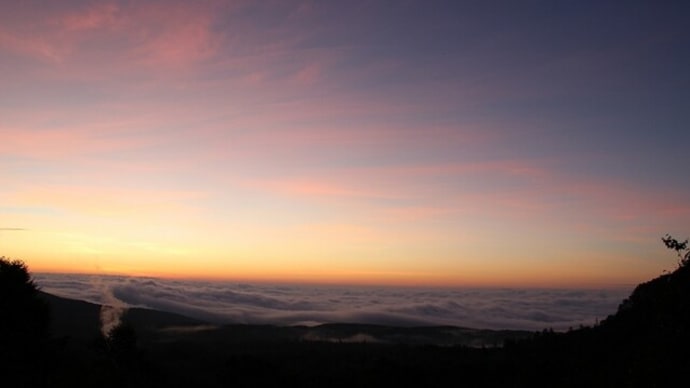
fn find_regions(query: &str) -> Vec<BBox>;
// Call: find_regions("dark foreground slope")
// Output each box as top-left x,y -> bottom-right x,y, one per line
42,291 -> 528,347
39,292 -> 530,387
503,263 -> 690,387
41,292 -> 206,340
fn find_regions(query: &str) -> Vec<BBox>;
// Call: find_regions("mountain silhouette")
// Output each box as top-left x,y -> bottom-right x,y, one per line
601,263 -> 690,334
503,260 -> 690,387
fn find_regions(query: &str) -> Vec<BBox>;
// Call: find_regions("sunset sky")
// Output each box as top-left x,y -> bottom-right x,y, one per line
2,0 -> 689,287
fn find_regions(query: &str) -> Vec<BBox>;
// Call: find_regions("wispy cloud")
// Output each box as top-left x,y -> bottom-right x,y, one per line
0,1 -> 222,74
4,185 -> 205,219
0,28 -> 64,63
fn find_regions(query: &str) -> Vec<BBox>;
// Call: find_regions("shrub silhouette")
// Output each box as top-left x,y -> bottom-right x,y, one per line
106,321 -> 138,361
104,321 -> 149,386
0,257 -> 50,345
0,257 -> 51,385
662,234 -> 690,267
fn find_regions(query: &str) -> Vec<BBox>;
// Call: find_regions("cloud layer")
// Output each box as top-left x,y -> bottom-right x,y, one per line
36,273 -> 630,331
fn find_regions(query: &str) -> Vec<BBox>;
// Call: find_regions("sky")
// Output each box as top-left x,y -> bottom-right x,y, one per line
1,0 -> 689,288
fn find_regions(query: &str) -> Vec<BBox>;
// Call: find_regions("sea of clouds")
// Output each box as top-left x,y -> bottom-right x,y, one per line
34,273 -> 633,332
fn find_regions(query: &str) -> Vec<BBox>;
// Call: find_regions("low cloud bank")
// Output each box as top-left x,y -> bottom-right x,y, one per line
35,273 -> 631,331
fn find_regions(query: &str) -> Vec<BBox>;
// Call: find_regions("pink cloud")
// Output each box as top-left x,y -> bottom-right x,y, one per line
286,158 -> 690,237
124,3 -> 218,70
0,1 -> 220,73
0,28 -> 65,63
246,178 -> 401,200
293,62 -> 323,85
357,160 -> 551,181
61,3 -> 120,31
377,206 -> 466,222
198,119 -> 495,167
232,159 -> 555,222
551,178 -> 690,224
0,124 -> 160,161
4,184 -> 205,220
0,129 -> 119,159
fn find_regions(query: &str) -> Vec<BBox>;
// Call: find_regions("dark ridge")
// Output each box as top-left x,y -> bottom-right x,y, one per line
305,323 -> 530,346
600,263 -> 690,333
41,290 -> 530,347
39,291 -> 101,340
41,291 -> 208,340
503,262 -> 690,386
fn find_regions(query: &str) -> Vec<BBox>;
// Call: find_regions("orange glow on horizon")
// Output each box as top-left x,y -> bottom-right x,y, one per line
21,247 -> 655,290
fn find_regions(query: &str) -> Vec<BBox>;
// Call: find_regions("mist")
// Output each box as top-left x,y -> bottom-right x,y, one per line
35,273 -> 631,331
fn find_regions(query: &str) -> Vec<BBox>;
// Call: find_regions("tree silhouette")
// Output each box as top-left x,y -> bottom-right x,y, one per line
103,321 -> 146,387
0,257 -> 51,384
662,234 -> 690,267
0,257 -> 50,342
107,321 -> 138,358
